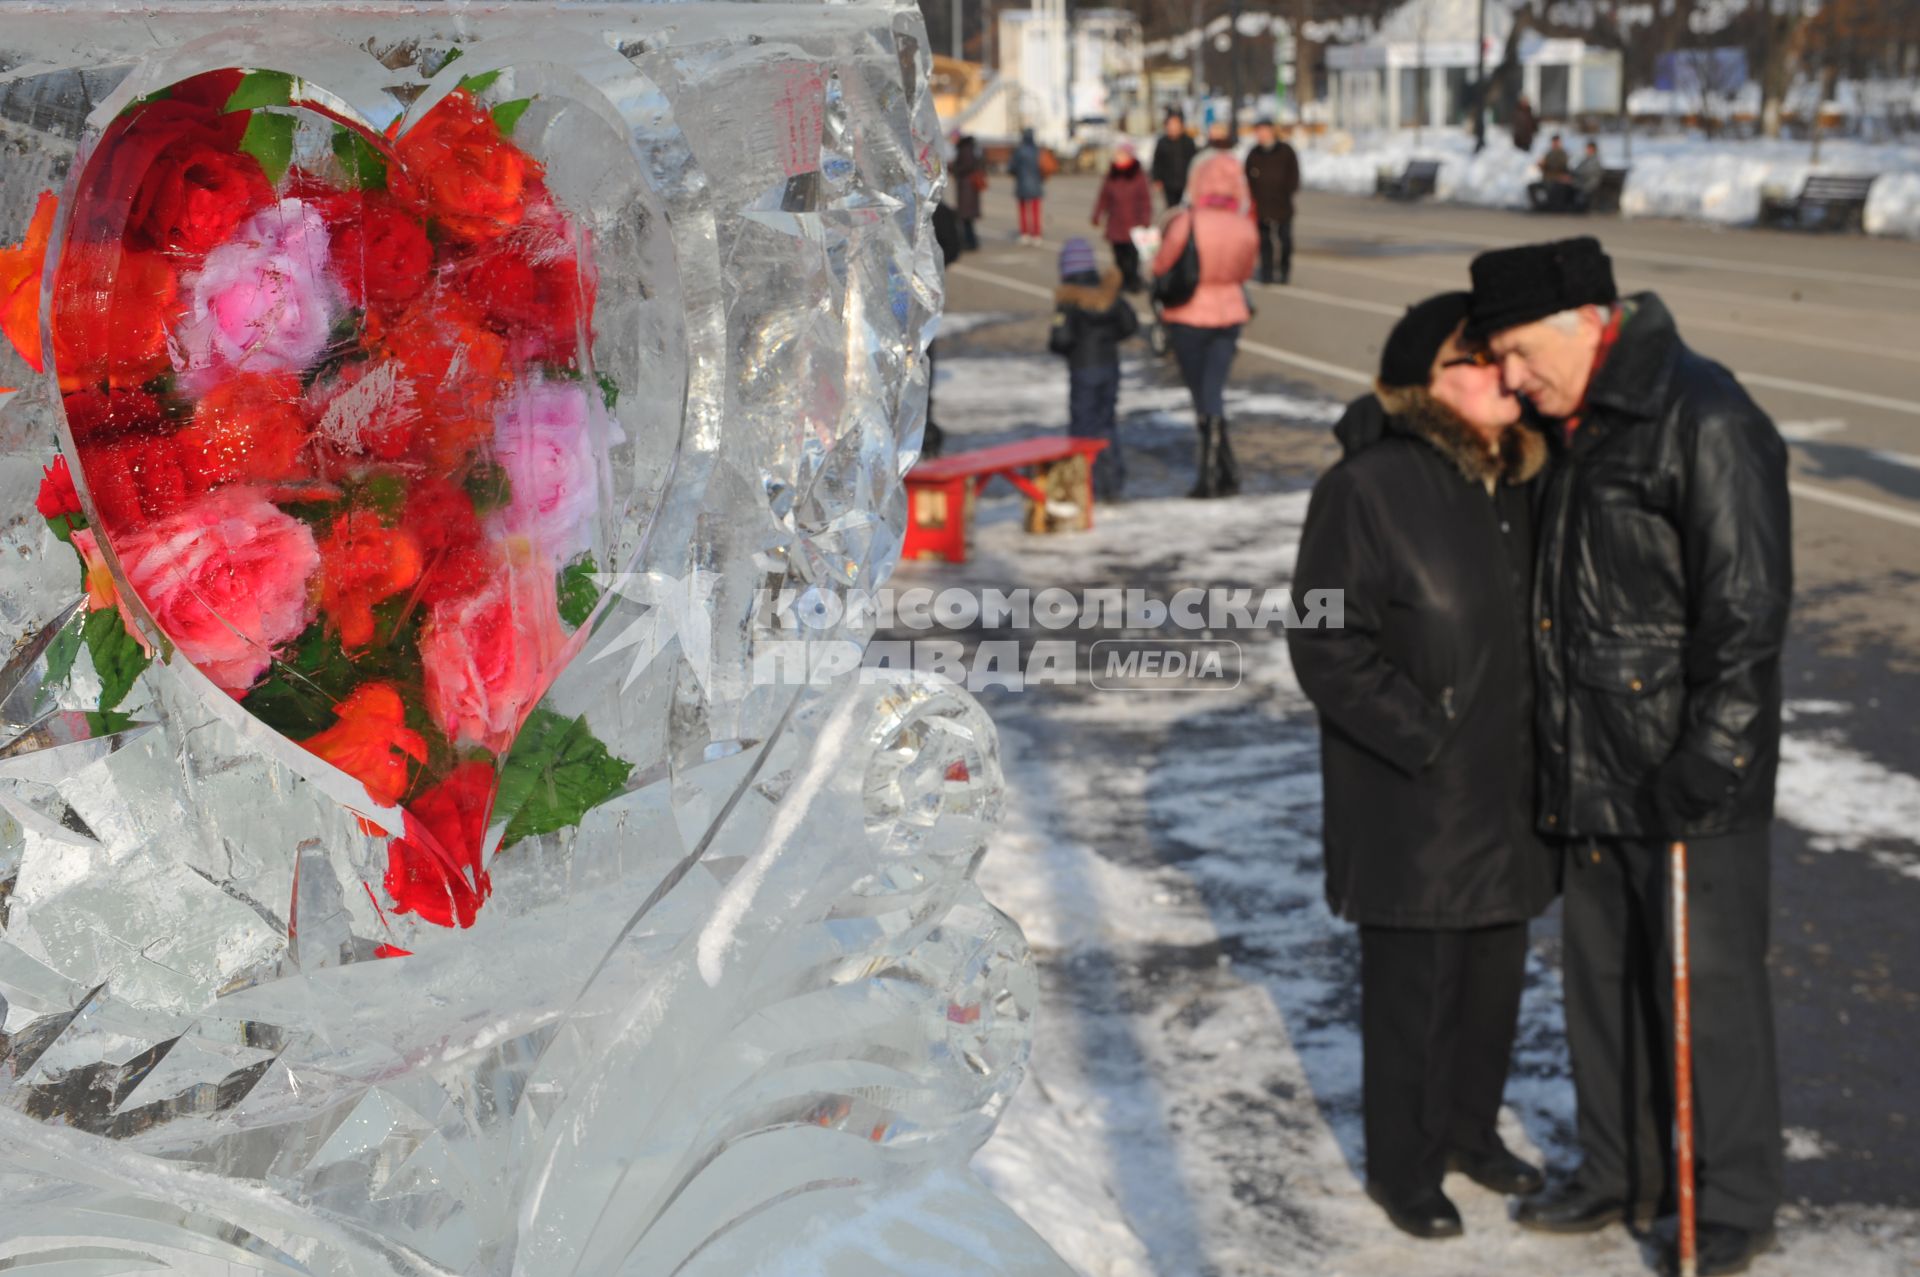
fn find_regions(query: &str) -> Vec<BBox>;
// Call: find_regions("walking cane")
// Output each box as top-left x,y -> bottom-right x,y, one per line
1671,839 -> 1698,1277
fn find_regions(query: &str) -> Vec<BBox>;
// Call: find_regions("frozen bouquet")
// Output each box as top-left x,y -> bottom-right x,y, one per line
1,66 -> 631,938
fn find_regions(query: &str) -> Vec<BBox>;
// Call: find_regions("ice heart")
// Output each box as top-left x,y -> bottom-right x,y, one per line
47,67 -> 620,933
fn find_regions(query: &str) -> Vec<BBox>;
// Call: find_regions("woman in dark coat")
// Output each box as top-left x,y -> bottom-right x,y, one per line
950,133 -> 983,251
1092,142 -> 1153,292
1287,292 -> 1556,1242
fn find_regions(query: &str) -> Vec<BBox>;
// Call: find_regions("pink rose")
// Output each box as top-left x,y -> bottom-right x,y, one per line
173,198 -> 344,397
490,378 -> 604,565
420,551 -> 569,754
116,488 -> 320,696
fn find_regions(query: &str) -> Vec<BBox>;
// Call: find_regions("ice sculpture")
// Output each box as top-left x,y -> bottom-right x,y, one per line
0,4 -> 1069,1273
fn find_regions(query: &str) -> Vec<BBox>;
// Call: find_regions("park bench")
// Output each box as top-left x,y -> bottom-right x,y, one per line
1375,159 -> 1441,201
902,436 -> 1109,564
1759,173 -> 1878,233
1591,166 -> 1630,214
1528,166 -> 1631,215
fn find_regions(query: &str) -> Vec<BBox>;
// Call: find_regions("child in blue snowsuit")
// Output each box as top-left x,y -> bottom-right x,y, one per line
1048,238 -> 1138,501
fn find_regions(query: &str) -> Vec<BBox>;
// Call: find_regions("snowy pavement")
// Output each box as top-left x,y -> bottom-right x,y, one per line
916,333 -> 1920,1276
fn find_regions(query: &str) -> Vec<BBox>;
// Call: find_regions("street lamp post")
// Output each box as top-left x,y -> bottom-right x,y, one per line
1228,0 -> 1244,143
1473,0 -> 1487,152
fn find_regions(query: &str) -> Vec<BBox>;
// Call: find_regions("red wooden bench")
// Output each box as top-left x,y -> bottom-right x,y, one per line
903,436 -> 1108,564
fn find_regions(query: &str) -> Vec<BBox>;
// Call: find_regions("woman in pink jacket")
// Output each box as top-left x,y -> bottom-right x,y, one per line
1151,149 -> 1259,498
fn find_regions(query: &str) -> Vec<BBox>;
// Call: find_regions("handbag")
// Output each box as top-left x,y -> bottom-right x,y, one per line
1152,215 -> 1201,309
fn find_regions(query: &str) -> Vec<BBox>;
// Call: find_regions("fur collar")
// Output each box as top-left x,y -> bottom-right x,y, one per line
1373,383 -> 1548,486
1054,267 -> 1123,311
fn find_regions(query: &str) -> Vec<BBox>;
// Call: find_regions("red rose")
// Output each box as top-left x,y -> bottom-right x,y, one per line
83,431 -> 198,534
316,513 -> 425,650
329,197 -> 433,312
460,248 -> 586,361
77,82 -> 274,259
35,455 -> 81,521
392,88 -> 541,243
51,244 -> 178,393
365,292 -> 510,466
403,474 -> 484,556
61,387 -> 167,445
0,190 -> 55,374
178,372 -> 313,487
300,682 -> 428,809
385,760 -> 498,928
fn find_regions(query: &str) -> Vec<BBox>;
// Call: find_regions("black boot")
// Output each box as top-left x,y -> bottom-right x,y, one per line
1211,416 -> 1240,496
1366,1181 -> 1464,1240
1662,1223 -> 1776,1277
1447,1145 -> 1545,1196
1188,416 -> 1218,499
1515,1177 -> 1658,1234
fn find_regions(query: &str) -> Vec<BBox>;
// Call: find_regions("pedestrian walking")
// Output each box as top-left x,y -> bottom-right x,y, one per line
1149,150 -> 1257,499
1289,292 -> 1556,1243
1468,237 -> 1791,1277
1512,94 -> 1538,152
1150,110 -> 1199,211
1048,238 -> 1138,501
1093,142 -> 1153,293
1243,118 -> 1300,285
1011,128 -> 1047,245
950,132 -> 984,251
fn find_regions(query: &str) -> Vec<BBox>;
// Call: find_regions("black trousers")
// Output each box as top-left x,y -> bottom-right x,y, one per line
1561,829 -> 1783,1230
1256,215 -> 1294,283
1361,921 -> 1530,1197
1110,239 -> 1142,292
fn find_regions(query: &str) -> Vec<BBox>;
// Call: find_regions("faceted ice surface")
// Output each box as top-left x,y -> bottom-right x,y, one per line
0,4 -> 1067,1272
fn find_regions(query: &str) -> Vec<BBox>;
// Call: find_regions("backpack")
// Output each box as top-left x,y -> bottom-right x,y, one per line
1152,216 -> 1201,308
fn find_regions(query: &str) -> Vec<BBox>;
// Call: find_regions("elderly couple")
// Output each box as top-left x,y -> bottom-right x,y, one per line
1288,238 -> 1793,1277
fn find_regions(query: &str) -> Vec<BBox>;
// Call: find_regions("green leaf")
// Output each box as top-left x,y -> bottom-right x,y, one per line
459,69 -> 502,96
44,620 -> 83,687
84,709 -> 137,736
44,511 -> 83,544
557,558 -> 600,630
492,97 -> 533,135
596,373 -> 619,413
225,70 -> 296,112
495,708 -> 632,847
82,607 -> 150,713
239,111 -> 297,186
354,471 -> 409,524
244,624 -> 362,737
464,461 -> 512,515
332,127 -> 388,190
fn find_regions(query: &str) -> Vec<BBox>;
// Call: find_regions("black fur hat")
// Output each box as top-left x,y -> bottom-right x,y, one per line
1379,291 -> 1471,390
1467,236 -> 1617,339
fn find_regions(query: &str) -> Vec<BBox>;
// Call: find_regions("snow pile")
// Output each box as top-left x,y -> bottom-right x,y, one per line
1294,128 -> 1920,238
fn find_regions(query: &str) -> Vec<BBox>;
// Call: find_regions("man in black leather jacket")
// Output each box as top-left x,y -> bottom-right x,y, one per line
1468,237 -> 1792,1277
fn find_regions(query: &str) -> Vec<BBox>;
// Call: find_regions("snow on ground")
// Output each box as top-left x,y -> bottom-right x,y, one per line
1291,127 -> 1920,239
929,338 -> 1920,1275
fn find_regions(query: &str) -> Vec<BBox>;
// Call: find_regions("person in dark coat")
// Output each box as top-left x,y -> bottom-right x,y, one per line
1011,128 -> 1046,244
1049,237 -> 1138,500
923,201 -> 963,460
1289,292 -> 1555,1242
1243,118 -> 1301,285
1092,142 -> 1153,292
1150,110 -> 1198,210
1511,94 -> 1538,152
1469,237 -> 1791,1277
950,133 -> 984,251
